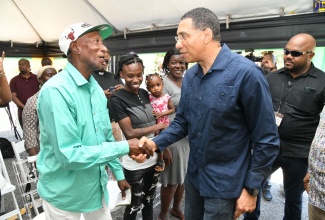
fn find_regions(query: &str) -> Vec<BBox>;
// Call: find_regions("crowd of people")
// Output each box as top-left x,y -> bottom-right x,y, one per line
0,6 -> 324,220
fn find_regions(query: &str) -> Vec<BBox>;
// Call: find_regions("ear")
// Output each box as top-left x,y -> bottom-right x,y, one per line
308,52 -> 315,62
70,41 -> 80,54
204,28 -> 213,44
119,71 -> 124,79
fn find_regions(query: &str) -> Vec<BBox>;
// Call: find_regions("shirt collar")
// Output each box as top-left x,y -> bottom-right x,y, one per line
18,72 -> 34,79
94,70 -> 107,76
195,43 -> 231,76
281,62 -> 317,78
66,62 -> 97,87
205,43 -> 231,74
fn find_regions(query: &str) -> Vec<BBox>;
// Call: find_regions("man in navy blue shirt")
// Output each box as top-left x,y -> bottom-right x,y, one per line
139,7 -> 280,220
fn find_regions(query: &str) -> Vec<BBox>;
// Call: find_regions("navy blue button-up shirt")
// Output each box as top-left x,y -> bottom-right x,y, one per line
154,44 -> 279,199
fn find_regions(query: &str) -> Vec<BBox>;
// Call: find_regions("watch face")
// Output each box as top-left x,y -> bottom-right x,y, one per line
252,189 -> 259,196
245,186 -> 259,196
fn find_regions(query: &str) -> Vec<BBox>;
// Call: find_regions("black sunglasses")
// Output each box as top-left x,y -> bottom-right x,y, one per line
283,48 -> 312,57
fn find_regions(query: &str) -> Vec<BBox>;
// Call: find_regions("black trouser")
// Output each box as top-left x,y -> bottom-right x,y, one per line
244,155 -> 308,220
263,176 -> 271,189
123,165 -> 159,220
18,116 -> 23,129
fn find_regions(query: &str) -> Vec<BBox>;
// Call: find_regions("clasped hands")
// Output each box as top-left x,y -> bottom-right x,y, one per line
127,137 -> 157,162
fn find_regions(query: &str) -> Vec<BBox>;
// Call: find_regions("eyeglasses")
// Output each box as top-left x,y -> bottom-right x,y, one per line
175,30 -> 203,42
261,51 -> 274,55
283,48 -> 313,57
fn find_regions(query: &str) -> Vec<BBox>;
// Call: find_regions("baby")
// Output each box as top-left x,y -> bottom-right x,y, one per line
146,73 -> 175,172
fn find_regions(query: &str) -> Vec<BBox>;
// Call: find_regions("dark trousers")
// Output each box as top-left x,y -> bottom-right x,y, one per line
244,155 -> 308,220
18,116 -> 23,129
184,177 -> 236,220
263,176 -> 271,188
123,165 -> 159,220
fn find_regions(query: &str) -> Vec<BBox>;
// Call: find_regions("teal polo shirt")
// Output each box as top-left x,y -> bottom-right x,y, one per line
37,62 -> 129,212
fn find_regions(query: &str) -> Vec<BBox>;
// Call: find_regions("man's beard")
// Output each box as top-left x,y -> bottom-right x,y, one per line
20,70 -> 29,74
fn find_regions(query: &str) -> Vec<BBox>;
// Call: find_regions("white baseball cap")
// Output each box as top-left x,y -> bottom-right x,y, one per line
59,22 -> 113,56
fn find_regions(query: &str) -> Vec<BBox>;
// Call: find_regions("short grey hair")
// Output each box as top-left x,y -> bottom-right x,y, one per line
181,7 -> 221,41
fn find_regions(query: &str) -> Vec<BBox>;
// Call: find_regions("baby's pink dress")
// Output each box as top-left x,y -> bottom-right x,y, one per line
149,93 -> 171,125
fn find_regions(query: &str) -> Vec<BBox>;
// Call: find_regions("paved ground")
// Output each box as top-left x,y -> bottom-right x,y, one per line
1,129 -> 308,220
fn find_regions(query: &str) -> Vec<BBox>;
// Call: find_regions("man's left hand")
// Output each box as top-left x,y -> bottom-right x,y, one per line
233,188 -> 257,219
117,179 -> 131,199
163,148 -> 172,166
303,172 -> 310,194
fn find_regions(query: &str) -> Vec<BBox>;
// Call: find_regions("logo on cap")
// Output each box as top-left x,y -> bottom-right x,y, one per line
81,23 -> 92,28
66,28 -> 75,41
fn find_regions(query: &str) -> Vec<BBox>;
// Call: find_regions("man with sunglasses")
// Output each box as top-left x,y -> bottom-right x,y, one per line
92,50 -> 124,141
245,33 -> 325,220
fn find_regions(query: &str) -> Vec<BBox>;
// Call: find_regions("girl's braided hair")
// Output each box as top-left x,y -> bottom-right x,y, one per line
114,52 -> 144,79
145,73 -> 163,86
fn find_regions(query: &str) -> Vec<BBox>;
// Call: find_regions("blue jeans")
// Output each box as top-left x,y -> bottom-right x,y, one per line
244,155 -> 308,220
123,165 -> 159,220
184,177 -> 236,220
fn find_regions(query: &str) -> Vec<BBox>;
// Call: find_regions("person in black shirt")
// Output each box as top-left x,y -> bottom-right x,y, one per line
260,51 -> 278,201
92,50 -> 124,141
245,33 -> 325,220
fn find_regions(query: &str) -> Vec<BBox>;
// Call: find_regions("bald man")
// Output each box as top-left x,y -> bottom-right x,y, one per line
245,33 -> 325,220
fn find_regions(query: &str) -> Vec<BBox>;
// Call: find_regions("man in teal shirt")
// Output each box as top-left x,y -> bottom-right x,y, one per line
37,22 -> 148,220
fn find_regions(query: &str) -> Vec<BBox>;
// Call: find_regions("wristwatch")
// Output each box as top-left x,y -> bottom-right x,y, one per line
244,186 -> 259,196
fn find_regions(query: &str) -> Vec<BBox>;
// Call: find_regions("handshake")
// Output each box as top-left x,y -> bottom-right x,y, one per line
127,137 -> 158,162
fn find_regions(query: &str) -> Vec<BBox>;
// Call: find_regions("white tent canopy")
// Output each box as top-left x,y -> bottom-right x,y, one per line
0,0 -> 313,44
0,0 -> 320,56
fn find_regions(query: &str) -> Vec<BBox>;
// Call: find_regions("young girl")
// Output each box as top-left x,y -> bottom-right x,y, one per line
146,73 -> 175,172
111,53 -> 167,220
